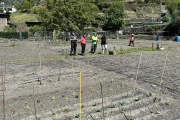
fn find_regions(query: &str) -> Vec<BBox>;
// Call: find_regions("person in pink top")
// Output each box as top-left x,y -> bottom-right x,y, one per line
128,34 -> 134,47
80,34 -> 86,56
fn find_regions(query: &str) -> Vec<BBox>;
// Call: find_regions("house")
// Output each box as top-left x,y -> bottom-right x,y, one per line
0,13 -> 8,31
0,2 -> 16,13
0,13 -> 16,31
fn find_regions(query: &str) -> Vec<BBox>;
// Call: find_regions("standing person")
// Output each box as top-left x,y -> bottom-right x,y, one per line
80,34 -> 86,56
128,34 -> 134,47
70,32 -> 78,56
90,33 -> 99,54
101,34 -> 108,54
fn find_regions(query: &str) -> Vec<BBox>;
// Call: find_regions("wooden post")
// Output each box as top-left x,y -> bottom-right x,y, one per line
2,70 -> 5,120
100,83 -> 105,120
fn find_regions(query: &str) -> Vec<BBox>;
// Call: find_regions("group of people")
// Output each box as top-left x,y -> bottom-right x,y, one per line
70,32 -> 107,56
69,32 -> 135,56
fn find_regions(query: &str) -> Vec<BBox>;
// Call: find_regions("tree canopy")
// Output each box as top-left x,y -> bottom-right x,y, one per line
166,0 -> 180,15
104,1 -> 125,31
37,0 -> 99,32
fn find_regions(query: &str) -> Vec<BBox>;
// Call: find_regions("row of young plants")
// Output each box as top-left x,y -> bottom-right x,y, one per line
6,77 -> 173,120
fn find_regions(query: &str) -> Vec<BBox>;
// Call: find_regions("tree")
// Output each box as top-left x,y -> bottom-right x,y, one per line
37,0 -> 99,32
172,10 -> 180,23
14,0 -> 21,10
166,0 -> 180,15
104,1 -> 125,31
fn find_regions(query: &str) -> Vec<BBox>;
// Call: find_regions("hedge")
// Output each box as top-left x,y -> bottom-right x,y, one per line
0,32 -> 28,39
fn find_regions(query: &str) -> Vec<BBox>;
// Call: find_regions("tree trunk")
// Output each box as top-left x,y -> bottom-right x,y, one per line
116,30 -> 119,39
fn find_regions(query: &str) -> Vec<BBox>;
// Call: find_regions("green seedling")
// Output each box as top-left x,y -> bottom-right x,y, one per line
38,117 -> 40,120
111,79 -> 114,83
81,105 -> 85,108
168,99 -> 171,105
116,86 -> 118,88
9,104 -> 12,108
73,92 -> 77,95
91,89 -> 94,92
148,92 -> 152,97
64,107 -> 69,112
52,96 -> 55,100
65,97 -> 69,100
121,81 -> 123,86
53,112 -> 56,115
135,96 -> 142,101
97,91 -> 98,94
120,102 -> 125,106
24,106 -> 29,109
103,90 -> 106,92
97,107 -> 102,112
93,102 -> 96,106
112,104 -> 116,108
76,113 -> 80,118
109,88 -> 112,91
24,102 -> 27,105
87,93 -> 89,96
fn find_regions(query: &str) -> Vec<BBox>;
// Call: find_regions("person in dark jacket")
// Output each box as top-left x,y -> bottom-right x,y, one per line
70,32 -> 78,56
101,34 -> 108,54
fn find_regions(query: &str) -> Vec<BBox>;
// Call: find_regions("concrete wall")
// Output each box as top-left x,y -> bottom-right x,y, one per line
0,18 -> 7,31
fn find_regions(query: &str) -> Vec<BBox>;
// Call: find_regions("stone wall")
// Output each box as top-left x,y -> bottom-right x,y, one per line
0,18 -> 7,31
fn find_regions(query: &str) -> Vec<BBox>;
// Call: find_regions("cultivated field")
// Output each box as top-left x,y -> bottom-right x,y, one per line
0,39 -> 180,120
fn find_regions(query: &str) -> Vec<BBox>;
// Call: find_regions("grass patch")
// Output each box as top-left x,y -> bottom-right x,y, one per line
10,13 -> 38,22
0,55 -> 68,63
114,47 -> 159,54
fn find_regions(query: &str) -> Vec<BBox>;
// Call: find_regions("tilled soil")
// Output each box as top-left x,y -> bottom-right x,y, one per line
0,40 -> 180,120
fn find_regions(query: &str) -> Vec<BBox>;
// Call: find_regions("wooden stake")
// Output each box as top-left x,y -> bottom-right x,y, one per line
38,41 -> 42,85
154,53 -> 168,114
33,84 -> 37,120
100,83 -> 105,120
2,70 -> 5,120
72,59 -> 74,78
130,51 -> 143,120
79,72 -> 82,120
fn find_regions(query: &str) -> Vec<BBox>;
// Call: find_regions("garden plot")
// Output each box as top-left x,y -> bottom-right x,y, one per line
0,40 -> 180,120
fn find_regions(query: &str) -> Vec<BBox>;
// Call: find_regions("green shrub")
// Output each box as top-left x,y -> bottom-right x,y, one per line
161,16 -> 169,22
0,32 -> 28,39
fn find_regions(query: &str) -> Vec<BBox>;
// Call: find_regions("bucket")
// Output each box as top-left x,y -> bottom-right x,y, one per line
176,36 -> 180,41
157,36 -> 160,40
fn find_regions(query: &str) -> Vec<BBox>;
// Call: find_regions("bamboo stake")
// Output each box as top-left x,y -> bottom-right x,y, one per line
100,83 -> 105,120
38,41 -> 42,85
79,72 -> 82,120
2,70 -> 5,120
154,53 -> 168,114
72,59 -> 74,78
130,51 -> 143,120
33,83 -> 37,120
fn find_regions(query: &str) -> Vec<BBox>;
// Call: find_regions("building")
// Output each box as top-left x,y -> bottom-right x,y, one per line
0,2 -> 16,13
0,13 -> 8,31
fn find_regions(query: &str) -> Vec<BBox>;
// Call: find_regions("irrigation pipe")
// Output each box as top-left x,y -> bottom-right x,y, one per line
130,51 -> 143,120
154,53 -> 168,114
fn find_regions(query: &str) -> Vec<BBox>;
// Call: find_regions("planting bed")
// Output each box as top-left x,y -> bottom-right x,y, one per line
0,40 -> 180,120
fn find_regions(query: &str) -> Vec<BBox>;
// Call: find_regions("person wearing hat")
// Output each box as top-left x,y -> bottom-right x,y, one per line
128,34 -> 135,47
70,32 -> 78,56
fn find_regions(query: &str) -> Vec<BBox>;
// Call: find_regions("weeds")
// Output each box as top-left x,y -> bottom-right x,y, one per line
168,99 -> 171,105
